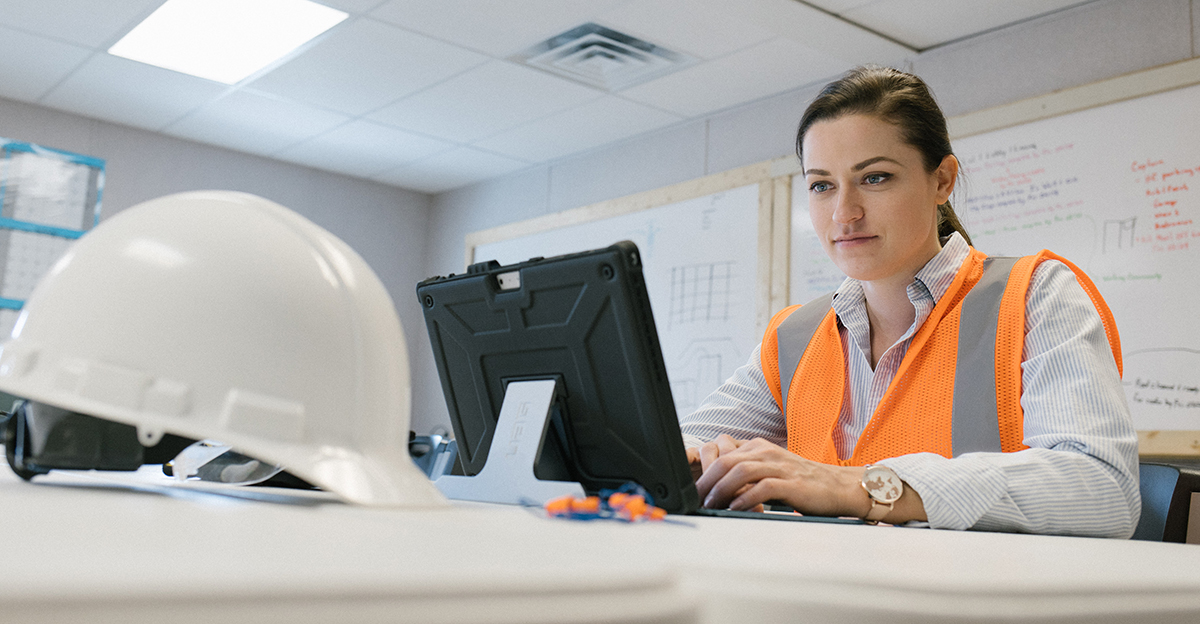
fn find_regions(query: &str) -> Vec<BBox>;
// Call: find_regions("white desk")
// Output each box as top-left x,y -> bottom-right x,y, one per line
3,465 -> 1200,624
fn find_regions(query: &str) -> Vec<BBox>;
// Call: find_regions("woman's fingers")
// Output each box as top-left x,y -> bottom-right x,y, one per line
685,447 -> 703,481
698,452 -> 780,508
695,435 -> 757,498
729,478 -> 789,512
698,434 -> 743,473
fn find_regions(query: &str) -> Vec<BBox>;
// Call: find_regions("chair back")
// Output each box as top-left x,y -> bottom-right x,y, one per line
1133,462 -> 1200,543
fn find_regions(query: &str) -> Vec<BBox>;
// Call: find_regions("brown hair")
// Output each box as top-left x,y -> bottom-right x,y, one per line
795,65 -> 971,246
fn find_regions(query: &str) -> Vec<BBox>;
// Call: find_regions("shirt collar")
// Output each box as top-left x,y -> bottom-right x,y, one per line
915,231 -> 970,303
831,231 -> 971,316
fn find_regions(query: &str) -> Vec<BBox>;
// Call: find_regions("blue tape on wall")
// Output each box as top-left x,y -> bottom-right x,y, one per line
0,217 -> 85,240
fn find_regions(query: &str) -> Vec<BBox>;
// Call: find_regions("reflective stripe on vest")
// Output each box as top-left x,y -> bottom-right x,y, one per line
777,292 -> 833,417
950,256 -> 1019,454
776,256 -> 1020,457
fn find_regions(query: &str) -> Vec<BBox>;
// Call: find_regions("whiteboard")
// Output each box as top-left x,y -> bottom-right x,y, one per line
472,184 -> 760,418
953,82 -> 1200,432
788,81 -> 1200,432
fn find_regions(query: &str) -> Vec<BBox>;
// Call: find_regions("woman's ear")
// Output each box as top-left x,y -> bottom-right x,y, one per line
935,154 -> 959,202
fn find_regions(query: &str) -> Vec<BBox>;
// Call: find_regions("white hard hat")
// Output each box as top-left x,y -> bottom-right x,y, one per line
0,190 -> 446,508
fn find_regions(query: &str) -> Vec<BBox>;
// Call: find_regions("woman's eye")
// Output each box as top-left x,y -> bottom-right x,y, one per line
809,181 -> 831,193
864,173 -> 890,184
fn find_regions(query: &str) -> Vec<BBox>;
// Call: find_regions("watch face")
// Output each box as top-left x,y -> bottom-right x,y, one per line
863,466 -> 903,503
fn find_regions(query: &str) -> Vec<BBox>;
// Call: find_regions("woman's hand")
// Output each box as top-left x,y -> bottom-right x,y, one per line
686,434 -> 747,481
686,435 -> 763,510
691,437 -> 927,523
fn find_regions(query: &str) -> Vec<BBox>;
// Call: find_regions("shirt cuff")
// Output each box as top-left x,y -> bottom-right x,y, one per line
879,453 -> 1009,531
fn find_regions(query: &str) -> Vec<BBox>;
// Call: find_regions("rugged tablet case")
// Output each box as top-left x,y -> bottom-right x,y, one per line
416,241 -> 699,513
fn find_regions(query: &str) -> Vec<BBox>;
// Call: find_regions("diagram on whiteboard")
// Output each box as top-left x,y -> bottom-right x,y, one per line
669,338 -> 741,414
473,184 -> 761,421
667,261 -> 734,328
1102,217 -> 1136,253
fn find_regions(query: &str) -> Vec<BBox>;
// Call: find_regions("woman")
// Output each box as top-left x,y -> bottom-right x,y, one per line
680,65 -> 1140,537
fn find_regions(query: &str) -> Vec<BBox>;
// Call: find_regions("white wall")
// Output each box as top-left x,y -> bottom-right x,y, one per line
416,0 -> 1200,432
0,95 -> 435,431
911,0 -> 1194,118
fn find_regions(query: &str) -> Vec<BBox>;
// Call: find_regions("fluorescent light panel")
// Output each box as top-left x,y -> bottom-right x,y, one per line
109,0 -> 347,85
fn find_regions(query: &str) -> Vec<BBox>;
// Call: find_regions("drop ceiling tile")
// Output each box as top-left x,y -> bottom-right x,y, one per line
369,0 -> 630,57
804,0 -> 882,12
368,60 -> 603,143
596,0 -> 775,59
248,17 -> 488,116
374,146 -> 530,193
316,0 -> 382,13
473,95 -> 683,162
841,0 -> 1087,50
0,25 -> 92,102
39,53 -> 227,131
275,119 -> 454,178
161,89 -> 351,157
0,0 -> 161,48
733,0 -> 914,62
620,37 -> 848,118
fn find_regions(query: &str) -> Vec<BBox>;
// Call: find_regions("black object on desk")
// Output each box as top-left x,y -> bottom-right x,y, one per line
417,241 -> 697,513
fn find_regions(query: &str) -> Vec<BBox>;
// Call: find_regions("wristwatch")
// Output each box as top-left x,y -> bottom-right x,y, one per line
860,464 -> 904,524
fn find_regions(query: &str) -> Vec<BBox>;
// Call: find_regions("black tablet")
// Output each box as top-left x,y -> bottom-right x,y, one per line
416,241 -> 698,513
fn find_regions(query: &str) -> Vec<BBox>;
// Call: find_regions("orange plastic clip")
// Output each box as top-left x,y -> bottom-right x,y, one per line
545,495 -> 574,517
613,494 -> 649,521
571,496 -> 602,514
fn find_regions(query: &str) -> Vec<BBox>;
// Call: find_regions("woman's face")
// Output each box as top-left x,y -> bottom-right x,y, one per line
802,114 -> 956,288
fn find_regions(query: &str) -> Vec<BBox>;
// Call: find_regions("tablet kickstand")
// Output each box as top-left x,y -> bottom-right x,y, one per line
435,379 -> 585,505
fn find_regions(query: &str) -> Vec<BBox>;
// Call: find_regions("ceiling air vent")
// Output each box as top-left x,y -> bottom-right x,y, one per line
512,23 -> 695,92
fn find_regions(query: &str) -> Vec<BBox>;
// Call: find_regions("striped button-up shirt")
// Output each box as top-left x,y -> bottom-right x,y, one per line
680,233 -> 1141,537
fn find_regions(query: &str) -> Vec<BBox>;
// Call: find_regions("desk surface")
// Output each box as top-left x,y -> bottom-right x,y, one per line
3,465 -> 1199,624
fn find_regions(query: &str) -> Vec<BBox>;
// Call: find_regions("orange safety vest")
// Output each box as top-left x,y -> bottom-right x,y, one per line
761,248 -> 1122,466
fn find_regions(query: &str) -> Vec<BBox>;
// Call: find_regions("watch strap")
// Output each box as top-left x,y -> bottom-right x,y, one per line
864,498 -> 893,524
